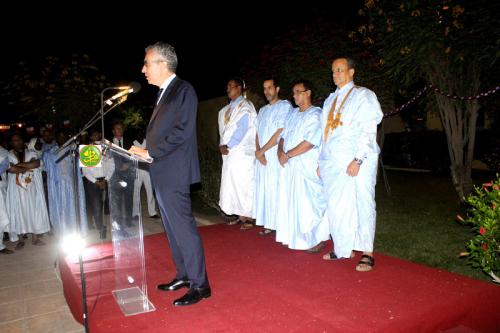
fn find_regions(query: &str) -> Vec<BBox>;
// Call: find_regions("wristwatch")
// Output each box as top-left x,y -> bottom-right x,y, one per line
354,157 -> 363,165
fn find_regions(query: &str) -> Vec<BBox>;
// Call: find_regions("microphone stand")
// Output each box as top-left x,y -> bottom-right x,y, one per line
100,87 -> 120,144
55,97 -> 125,155
56,84 -> 138,155
54,90 -> 127,333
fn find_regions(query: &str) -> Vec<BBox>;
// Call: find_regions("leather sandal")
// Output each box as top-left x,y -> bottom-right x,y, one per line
356,254 -> 375,272
32,239 -> 46,246
322,251 -> 339,260
323,251 -> 355,260
240,222 -> 254,230
258,229 -> 274,236
307,241 -> 326,253
227,219 -> 242,226
0,248 -> 14,254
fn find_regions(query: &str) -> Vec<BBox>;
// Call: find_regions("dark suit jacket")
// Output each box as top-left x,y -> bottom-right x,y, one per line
112,136 -> 135,180
113,137 -> 133,150
146,77 -> 200,187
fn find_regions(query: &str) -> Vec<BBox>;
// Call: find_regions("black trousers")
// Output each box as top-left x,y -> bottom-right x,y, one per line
150,168 -> 208,288
83,178 -> 107,229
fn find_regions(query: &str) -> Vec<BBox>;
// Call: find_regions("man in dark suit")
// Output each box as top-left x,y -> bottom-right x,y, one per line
130,41 -> 210,306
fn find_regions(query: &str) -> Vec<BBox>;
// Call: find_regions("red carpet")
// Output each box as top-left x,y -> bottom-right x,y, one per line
59,224 -> 500,332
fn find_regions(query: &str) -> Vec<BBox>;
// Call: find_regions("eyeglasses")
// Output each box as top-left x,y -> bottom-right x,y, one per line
293,89 -> 309,95
143,59 -> 166,67
332,68 -> 348,73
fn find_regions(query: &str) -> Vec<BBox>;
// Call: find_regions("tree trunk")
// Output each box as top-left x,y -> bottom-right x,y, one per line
429,64 -> 480,200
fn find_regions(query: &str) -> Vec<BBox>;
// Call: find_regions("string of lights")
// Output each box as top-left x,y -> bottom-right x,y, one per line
383,84 -> 499,118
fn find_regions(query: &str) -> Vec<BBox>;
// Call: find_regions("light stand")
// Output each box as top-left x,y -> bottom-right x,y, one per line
99,84 -> 139,142
100,87 -> 123,145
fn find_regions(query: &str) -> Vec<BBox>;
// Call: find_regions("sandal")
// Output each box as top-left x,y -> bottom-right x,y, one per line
258,228 -> 274,236
227,219 -> 242,226
307,241 -> 326,253
322,251 -> 355,260
356,254 -> 375,272
322,251 -> 339,260
240,222 -> 254,230
15,241 -> 25,250
0,248 -> 14,254
32,239 -> 46,246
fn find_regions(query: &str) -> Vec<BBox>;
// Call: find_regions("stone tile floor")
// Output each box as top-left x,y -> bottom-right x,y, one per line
0,209 -> 222,333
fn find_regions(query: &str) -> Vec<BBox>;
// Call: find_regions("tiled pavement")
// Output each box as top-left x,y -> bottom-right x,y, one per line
0,205 -> 223,333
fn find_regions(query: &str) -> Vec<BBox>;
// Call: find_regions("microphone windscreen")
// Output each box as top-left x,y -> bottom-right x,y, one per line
129,81 -> 142,93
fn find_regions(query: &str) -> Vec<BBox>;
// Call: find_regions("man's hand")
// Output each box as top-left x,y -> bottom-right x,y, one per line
8,165 -> 26,174
255,149 -> 267,165
346,160 -> 360,177
277,150 -> 289,167
257,155 -> 267,166
219,145 -> 229,155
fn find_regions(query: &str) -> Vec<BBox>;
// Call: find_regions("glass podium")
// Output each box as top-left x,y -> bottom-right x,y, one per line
103,140 -> 155,316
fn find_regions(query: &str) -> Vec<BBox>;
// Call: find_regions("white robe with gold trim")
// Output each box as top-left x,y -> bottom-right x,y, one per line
218,98 -> 257,217
319,81 -> 383,258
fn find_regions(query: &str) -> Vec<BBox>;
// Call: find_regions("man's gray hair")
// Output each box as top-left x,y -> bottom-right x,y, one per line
146,42 -> 178,72
335,56 -> 356,70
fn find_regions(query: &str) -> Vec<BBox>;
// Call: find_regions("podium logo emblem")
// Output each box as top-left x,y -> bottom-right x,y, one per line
79,144 -> 102,168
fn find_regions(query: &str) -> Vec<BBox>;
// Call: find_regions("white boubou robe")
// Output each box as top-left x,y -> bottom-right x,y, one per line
42,144 -> 88,236
253,100 -> 293,230
318,81 -> 383,258
6,149 -> 50,240
275,106 -> 330,250
0,147 -> 10,250
218,98 -> 257,217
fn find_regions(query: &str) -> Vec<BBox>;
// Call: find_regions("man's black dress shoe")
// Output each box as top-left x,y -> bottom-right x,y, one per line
157,278 -> 190,291
173,286 -> 211,306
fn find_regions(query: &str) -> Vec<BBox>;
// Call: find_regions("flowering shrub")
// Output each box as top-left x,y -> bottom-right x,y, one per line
459,175 -> 499,283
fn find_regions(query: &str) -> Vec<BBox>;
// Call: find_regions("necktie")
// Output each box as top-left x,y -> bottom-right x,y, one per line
119,139 -> 123,148
156,88 -> 164,105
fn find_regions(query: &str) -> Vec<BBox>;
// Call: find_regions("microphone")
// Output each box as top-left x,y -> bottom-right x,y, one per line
104,82 -> 141,105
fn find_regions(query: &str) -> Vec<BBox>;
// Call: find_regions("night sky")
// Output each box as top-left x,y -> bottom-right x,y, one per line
1,3 -> 360,119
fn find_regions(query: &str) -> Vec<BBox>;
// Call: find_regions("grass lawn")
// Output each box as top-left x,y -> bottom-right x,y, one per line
375,170 -> 491,282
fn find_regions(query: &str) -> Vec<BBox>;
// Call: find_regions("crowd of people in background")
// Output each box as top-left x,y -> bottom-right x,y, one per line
0,120 -> 160,254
